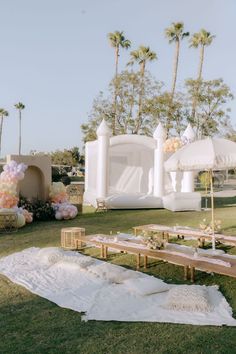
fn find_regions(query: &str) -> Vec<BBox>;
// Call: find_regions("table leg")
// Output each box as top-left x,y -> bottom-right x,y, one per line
100,245 -> 104,258
136,253 -> 141,270
184,266 -> 188,280
166,233 -> 169,242
77,240 -> 82,249
198,237 -> 205,248
144,255 -> 148,269
190,266 -> 195,282
104,246 -> 108,259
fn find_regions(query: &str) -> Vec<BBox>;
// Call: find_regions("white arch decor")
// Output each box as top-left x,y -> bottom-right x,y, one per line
84,120 -> 201,211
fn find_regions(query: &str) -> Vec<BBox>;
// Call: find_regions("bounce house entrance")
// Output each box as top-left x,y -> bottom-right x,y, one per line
109,144 -> 154,195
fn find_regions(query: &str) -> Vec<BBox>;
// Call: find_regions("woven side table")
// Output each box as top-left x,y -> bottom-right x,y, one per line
61,227 -> 86,250
0,212 -> 18,233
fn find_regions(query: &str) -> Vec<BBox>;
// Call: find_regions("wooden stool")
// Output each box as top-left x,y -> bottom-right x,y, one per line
66,184 -> 83,212
61,227 -> 85,250
95,198 -> 108,212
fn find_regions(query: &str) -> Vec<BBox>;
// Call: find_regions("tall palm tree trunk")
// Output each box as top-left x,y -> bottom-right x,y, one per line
135,62 -> 145,134
166,40 -> 180,138
19,110 -> 22,155
0,116 -> 3,157
171,39 -> 180,100
112,46 -> 119,135
197,45 -> 205,80
192,45 -> 205,121
192,45 -> 205,138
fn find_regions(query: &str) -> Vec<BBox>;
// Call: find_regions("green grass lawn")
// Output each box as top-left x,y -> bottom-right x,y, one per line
0,205 -> 236,354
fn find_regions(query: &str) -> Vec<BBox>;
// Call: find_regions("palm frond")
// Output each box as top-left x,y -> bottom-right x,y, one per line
165,22 -> 189,43
15,102 -> 25,110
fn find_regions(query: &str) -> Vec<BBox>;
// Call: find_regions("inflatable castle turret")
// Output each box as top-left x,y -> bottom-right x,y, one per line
153,123 -> 166,198
96,119 -> 111,199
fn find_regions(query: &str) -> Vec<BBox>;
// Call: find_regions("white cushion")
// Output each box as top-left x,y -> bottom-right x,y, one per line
88,263 -> 140,283
163,192 -> 201,211
124,277 -> 170,296
164,285 -> 211,313
61,254 -> 94,269
37,247 -> 64,265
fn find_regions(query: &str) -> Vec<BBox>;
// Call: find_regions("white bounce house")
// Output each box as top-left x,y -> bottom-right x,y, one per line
84,120 -> 201,211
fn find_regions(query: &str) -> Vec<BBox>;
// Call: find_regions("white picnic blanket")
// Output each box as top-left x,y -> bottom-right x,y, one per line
0,247 -> 235,326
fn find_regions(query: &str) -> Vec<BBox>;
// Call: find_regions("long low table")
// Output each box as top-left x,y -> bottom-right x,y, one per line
78,234 -> 236,282
133,224 -> 236,247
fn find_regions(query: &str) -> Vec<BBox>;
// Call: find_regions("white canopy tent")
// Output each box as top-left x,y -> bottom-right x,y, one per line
165,137 -> 236,249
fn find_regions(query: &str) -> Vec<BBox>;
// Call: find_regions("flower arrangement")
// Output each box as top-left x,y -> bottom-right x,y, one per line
164,137 -> 183,153
145,235 -> 164,250
199,218 -> 222,234
18,197 -> 54,221
141,231 -> 164,250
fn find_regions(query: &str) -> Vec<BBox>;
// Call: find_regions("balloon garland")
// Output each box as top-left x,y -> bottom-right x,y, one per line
0,161 -> 27,209
49,182 -> 78,220
0,162 -> 78,227
49,182 -> 68,203
164,135 -> 194,153
163,137 -> 183,153
0,161 -> 33,227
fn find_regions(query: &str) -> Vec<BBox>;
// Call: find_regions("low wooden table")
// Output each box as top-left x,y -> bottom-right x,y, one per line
77,234 -> 236,282
133,224 -> 236,247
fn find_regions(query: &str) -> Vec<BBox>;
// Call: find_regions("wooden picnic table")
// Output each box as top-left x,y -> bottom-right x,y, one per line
133,224 -> 236,247
78,234 -> 236,282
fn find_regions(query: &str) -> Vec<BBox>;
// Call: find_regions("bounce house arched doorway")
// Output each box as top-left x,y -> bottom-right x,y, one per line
109,136 -> 155,195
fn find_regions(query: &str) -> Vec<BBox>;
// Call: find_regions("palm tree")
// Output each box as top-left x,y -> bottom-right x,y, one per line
190,29 -> 215,80
128,46 -> 157,133
190,29 -> 215,122
0,108 -> 9,157
165,22 -> 189,100
108,31 -> 131,135
15,102 -> 25,155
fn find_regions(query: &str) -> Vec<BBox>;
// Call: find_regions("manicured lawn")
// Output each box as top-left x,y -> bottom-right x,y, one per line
0,205 -> 236,354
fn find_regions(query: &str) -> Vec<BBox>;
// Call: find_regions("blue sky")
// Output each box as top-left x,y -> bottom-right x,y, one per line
1,0 -> 236,156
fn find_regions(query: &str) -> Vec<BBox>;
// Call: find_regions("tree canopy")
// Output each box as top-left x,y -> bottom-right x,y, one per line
81,25 -> 234,144
82,72 -> 233,142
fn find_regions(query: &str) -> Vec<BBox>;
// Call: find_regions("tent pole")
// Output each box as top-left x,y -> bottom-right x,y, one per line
210,170 -> 215,250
